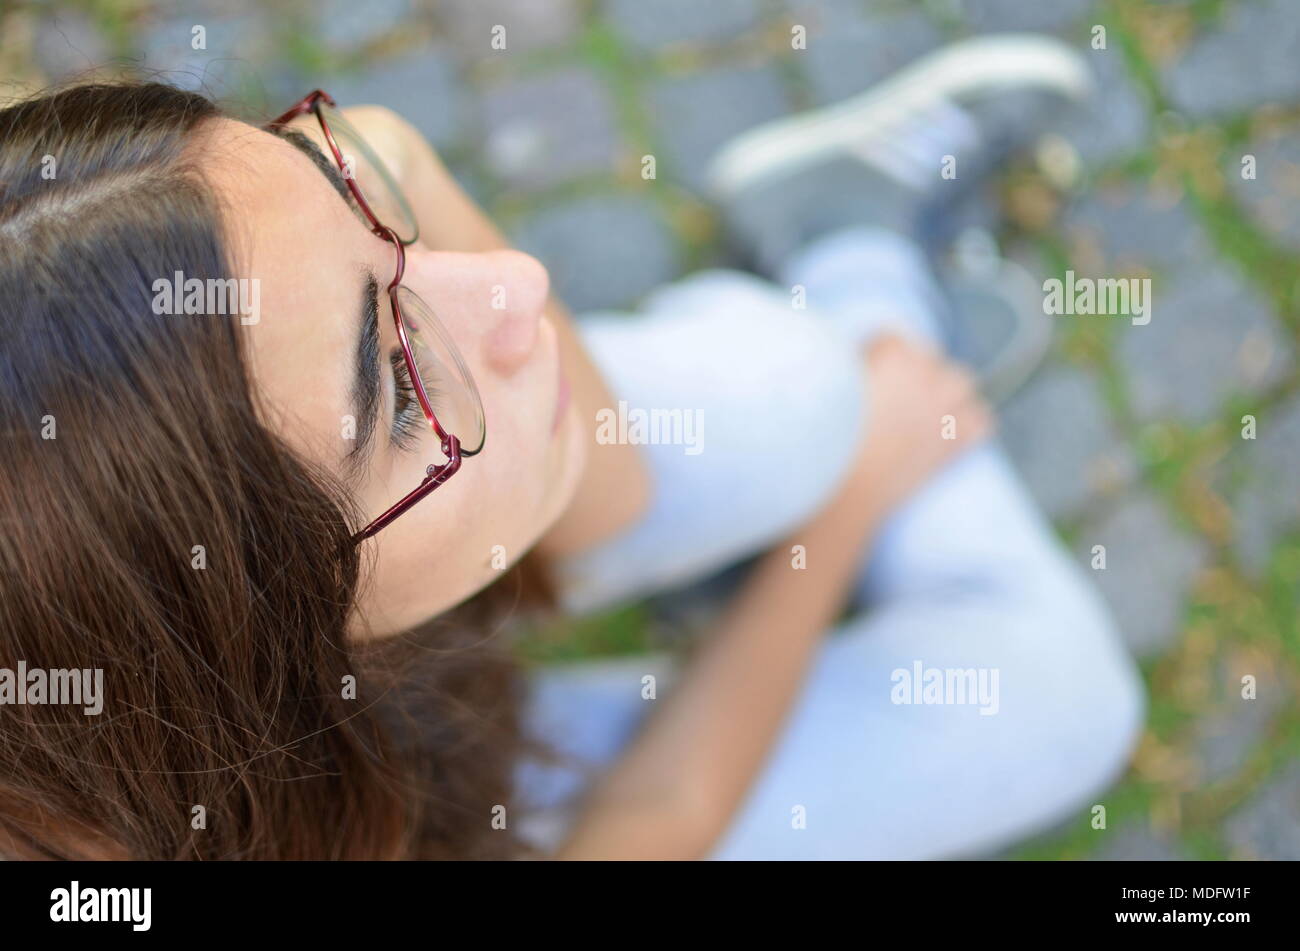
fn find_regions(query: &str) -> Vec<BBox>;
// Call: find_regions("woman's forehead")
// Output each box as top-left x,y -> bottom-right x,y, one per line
195,118 -> 368,475
192,118 -> 338,226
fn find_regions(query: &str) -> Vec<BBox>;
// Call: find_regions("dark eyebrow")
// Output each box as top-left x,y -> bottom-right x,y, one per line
344,271 -> 382,477
273,127 -> 353,205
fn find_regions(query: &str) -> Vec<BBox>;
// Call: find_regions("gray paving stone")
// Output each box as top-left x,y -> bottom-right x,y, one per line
779,0 -> 870,25
1117,261 -> 1293,426
793,4 -> 943,106
999,365 -> 1138,520
1232,394 -> 1300,576
646,63 -> 792,192
1195,659 -> 1288,785
510,195 -> 681,311
326,45 -> 468,152
446,160 -> 494,212
1062,179 -> 1214,275
433,0 -> 581,59
33,10 -> 110,84
481,67 -> 622,192
606,0 -> 763,53
1053,47 -> 1151,167
1224,763 -> 1300,860
135,7 -> 267,101
1089,821 -> 1189,861
956,0 -> 1094,35
1226,126 -> 1300,253
1163,0 -> 1300,120
1075,492 -> 1209,658
317,0 -> 413,51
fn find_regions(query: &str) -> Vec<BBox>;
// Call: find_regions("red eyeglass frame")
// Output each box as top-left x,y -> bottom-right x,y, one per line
267,90 -> 474,544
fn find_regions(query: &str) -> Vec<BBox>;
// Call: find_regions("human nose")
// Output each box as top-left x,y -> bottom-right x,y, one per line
479,249 -> 549,376
405,248 -> 549,377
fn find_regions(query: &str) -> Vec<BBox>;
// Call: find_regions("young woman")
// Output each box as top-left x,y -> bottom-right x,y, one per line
0,38 -> 1144,860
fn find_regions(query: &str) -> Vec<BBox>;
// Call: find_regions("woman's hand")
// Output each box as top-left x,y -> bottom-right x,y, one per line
556,335 -> 992,859
829,332 -> 992,533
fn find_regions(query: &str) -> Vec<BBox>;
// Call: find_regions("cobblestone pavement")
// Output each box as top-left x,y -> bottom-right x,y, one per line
9,0 -> 1300,859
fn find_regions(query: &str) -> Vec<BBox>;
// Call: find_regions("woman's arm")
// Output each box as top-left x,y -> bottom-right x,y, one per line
328,106 -> 652,557
554,335 -> 993,859
554,487 -> 887,858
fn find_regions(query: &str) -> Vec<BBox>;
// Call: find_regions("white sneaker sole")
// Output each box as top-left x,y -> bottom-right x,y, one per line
706,33 -> 1095,198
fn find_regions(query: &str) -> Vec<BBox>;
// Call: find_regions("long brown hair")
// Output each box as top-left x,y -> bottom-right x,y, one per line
0,82 -> 548,859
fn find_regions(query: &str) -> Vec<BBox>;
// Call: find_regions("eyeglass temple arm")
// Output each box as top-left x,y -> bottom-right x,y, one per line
266,90 -> 333,129
351,435 -> 461,543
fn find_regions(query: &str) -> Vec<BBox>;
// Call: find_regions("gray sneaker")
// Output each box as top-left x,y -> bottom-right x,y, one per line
706,34 -> 1091,267
706,34 -> 1089,398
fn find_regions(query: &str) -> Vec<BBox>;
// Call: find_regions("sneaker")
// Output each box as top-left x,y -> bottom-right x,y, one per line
939,228 -> 1054,404
705,33 -> 1088,398
707,33 -> 1092,203
706,33 -> 1093,271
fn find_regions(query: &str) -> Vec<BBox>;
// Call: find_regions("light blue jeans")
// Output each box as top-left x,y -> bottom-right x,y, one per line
516,228 -> 1146,859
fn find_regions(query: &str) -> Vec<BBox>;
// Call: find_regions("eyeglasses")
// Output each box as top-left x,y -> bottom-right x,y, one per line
267,91 -> 486,544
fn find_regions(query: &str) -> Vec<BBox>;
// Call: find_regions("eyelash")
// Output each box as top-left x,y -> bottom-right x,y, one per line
390,349 -> 425,451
